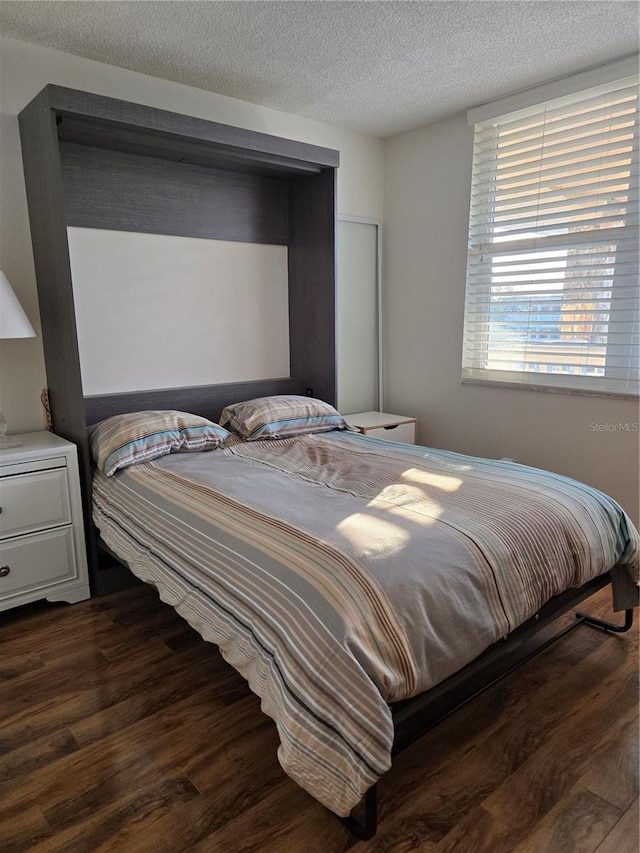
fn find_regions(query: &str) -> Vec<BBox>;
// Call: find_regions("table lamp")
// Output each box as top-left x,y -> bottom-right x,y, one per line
0,271 -> 37,448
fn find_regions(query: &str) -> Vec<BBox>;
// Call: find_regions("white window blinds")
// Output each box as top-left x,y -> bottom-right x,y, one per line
462,75 -> 639,397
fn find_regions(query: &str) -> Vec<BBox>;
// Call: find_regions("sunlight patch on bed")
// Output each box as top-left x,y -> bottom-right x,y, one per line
336,513 -> 411,558
401,468 -> 463,492
367,485 -> 445,527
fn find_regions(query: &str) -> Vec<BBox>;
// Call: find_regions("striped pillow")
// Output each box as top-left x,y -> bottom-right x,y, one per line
90,410 -> 230,476
220,395 -> 355,441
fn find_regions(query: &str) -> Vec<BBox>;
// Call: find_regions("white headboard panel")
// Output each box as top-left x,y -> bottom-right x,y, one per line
67,227 -> 290,395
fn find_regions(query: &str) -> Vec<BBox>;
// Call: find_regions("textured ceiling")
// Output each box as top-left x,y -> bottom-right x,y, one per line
0,1 -> 637,137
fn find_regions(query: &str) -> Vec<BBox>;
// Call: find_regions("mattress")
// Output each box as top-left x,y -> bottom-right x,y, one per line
92,431 -> 639,816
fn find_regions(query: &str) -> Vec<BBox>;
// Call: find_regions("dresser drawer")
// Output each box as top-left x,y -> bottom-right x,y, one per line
0,527 -> 78,600
0,468 -> 71,539
363,422 -> 416,444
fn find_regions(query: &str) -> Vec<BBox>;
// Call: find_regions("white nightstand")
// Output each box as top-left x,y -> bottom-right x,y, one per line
345,411 -> 417,445
0,432 -> 90,611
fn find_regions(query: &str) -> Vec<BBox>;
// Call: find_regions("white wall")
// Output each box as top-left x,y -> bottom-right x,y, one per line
67,229 -> 291,395
383,112 -> 639,524
0,36 -> 384,433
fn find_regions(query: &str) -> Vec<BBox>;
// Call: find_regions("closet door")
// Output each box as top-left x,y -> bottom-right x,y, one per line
337,218 -> 381,414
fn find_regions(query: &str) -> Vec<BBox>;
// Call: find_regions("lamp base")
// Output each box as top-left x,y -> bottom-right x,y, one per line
0,434 -> 23,449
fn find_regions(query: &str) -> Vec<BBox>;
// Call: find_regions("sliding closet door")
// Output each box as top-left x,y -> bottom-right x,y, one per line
337,218 -> 381,414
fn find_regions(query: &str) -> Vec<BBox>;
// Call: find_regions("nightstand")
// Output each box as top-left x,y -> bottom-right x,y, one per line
345,411 -> 417,444
0,432 -> 90,611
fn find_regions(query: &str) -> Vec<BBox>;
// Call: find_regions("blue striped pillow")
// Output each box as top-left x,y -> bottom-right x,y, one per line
90,410 -> 230,476
220,395 -> 356,441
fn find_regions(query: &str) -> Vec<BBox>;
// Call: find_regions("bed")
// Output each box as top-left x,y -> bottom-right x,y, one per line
88,401 -> 639,837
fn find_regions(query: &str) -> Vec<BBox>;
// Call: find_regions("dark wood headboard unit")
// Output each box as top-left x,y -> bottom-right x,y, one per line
83,378 -> 303,427
19,85 -> 339,595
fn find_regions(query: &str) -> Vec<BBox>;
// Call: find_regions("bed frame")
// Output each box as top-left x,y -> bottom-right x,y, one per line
19,86 -> 636,839
19,85 -> 339,595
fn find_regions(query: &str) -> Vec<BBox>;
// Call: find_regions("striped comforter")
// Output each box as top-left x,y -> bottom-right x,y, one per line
92,432 -> 639,816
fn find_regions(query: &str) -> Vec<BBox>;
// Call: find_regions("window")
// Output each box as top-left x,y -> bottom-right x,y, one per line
462,74 -> 639,397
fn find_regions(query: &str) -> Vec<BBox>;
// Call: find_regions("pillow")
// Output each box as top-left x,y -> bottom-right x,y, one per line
219,395 -> 356,441
90,410 -> 230,476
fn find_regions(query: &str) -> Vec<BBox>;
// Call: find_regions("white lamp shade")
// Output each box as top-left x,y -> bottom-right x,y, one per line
0,271 -> 36,338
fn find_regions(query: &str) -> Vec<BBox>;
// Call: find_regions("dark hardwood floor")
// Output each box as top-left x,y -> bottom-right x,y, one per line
1,584 -> 637,852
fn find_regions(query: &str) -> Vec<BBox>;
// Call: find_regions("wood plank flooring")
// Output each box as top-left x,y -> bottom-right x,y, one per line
1,585 -> 637,852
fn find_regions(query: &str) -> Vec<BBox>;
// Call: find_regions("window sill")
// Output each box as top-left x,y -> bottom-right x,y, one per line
461,377 -> 639,402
